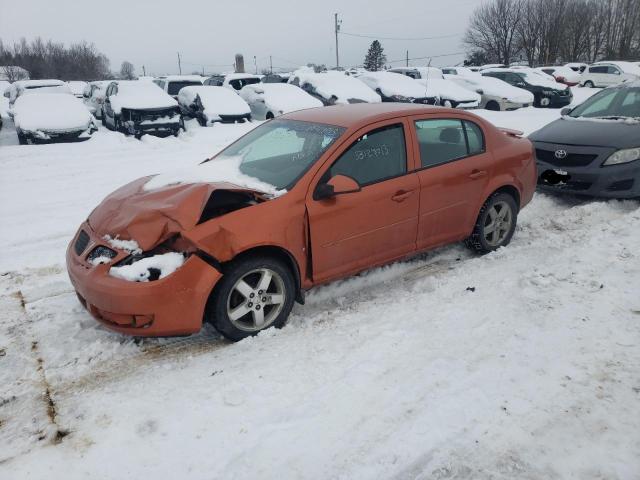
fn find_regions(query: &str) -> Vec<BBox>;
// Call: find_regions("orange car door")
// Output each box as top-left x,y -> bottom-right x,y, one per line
410,117 -> 492,250
306,120 -> 419,283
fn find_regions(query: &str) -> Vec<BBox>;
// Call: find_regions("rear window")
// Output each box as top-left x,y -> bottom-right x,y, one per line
167,81 -> 202,95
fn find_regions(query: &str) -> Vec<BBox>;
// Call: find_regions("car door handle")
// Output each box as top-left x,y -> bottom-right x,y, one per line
391,190 -> 414,202
469,169 -> 487,180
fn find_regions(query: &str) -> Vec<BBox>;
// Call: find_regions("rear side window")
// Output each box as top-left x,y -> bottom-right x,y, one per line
414,119 -> 484,168
329,124 -> 407,186
607,66 -> 620,75
589,66 -> 607,74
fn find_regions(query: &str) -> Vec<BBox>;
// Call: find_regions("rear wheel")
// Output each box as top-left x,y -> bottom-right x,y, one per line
466,193 -> 518,254
206,255 -> 295,341
485,100 -> 500,111
584,80 -> 595,88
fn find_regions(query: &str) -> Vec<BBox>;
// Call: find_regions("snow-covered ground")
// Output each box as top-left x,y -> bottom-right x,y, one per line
1,87 -> 639,479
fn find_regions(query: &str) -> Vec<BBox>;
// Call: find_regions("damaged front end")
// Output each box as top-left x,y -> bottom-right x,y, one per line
120,106 -> 182,138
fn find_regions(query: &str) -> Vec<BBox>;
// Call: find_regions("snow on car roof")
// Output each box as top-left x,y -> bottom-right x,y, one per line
15,79 -> 65,88
178,86 -> 250,116
358,71 -> 434,99
13,93 -> 92,132
292,71 -> 381,104
415,77 -> 481,103
240,83 -> 322,113
162,75 -> 204,83
110,81 -> 177,112
224,73 -> 260,81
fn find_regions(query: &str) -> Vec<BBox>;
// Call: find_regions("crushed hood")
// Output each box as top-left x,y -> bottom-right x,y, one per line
88,176 -> 261,252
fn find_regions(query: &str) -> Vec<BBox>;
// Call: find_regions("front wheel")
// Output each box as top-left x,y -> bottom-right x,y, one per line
465,193 -> 518,254
206,255 -> 295,341
584,80 -> 595,88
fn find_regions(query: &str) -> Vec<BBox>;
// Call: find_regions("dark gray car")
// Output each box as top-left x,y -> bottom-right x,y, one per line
530,81 -> 640,198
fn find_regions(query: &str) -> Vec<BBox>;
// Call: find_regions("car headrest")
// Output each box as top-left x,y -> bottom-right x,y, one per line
439,127 -> 461,143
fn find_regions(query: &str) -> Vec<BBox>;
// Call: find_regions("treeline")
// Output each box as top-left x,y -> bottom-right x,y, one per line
464,0 -> 640,65
0,37 -> 111,81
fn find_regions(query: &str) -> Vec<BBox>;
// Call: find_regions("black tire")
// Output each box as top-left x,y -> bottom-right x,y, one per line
584,81 -> 594,88
266,111 -> 274,120
17,132 -> 28,145
465,192 -> 518,254
485,100 -> 500,111
206,255 -> 295,342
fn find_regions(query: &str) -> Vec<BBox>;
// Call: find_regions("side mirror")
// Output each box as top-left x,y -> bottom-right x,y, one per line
314,174 -> 361,200
560,107 -> 572,116
3,91 -> 9,98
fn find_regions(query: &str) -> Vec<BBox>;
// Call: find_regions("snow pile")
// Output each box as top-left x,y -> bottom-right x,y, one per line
178,86 -> 251,120
357,71 -> 433,99
240,83 -> 322,114
13,93 -> 93,132
109,81 -> 177,114
291,70 -> 381,104
109,252 -> 185,282
103,235 -> 142,254
447,75 -> 534,104
143,156 -> 284,195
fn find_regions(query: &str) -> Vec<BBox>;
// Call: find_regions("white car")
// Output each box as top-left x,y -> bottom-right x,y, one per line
239,83 -> 322,120
13,93 -> 96,144
178,86 -> 252,125
289,71 -> 381,105
153,75 -> 204,99
565,62 -> 588,73
67,81 -> 89,98
389,67 -> 480,108
204,73 -> 262,92
445,74 -> 534,111
580,62 -> 640,88
357,71 -> 439,104
440,67 -> 479,77
535,66 -> 581,86
82,81 -> 111,118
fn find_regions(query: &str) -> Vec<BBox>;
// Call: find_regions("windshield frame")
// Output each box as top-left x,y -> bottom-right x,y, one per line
204,118 -> 346,191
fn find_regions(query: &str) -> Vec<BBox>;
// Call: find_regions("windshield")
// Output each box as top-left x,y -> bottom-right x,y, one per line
168,81 -> 202,96
570,87 -> 640,119
211,119 -> 345,190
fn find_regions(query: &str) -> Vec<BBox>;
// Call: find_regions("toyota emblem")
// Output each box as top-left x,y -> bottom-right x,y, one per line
554,149 -> 568,159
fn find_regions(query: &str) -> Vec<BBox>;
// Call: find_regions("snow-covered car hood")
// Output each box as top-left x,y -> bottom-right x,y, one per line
110,83 -> 178,114
415,78 -> 481,103
240,84 -> 323,114
13,93 -> 93,132
358,72 -> 431,99
178,86 -> 251,118
293,71 -> 381,104
88,176 -> 270,252
529,116 -> 640,149
447,75 -> 534,104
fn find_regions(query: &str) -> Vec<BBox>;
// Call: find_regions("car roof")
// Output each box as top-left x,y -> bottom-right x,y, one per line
280,103 -> 455,128
162,75 -> 204,82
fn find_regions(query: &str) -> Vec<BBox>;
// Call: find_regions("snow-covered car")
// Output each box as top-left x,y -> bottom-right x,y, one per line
239,83 -> 322,120
289,71 -> 381,105
67,81 -> 89,98
203,73 -> 261,92
388,67 -> 481,108
535,66 -> 581,86
7,79 -> 69,107
356,71 -> 438,104
445,74 -> 534,111
13,93 -> 97,144
261,74 -> 290,84
482,68 -> 572,108
178,86 -> 251,125
440,66 -> 479,77
580,62 -> 640,88
102,81 -> 181,138
82,80 -> 111,118
153,75 -> 203,99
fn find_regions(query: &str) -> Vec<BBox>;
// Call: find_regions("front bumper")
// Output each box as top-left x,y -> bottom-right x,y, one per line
543,93 -> 572,108
534,141 -> 640,198
66,222 -> 222,336
22,127 -> 95,143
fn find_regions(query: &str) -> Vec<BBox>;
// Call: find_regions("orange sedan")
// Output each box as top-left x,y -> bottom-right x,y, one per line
67,103 -> 536,340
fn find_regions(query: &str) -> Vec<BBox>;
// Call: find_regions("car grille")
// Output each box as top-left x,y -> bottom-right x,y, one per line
536,149 -> 598,167
74,230 -> 90,256
86,245 -> 117,263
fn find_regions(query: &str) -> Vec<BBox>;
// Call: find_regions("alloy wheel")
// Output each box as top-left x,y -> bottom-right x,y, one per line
483,201 -> 513,247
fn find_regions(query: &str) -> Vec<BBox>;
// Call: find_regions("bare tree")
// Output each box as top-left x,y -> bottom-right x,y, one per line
120,61 -> 135,80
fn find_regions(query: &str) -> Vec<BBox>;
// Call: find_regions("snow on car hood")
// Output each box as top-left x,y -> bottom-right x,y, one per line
358,71 -> 431,99
415,78 -> 481,103
529,116 -> 640,149
240,83 -> 323,114
178,86 -> 251,118
13,93 -> 93,132
447,75 -> 534,104
88,176 -> 272,252
110,82 -> 178,114
294,71 -> 381,104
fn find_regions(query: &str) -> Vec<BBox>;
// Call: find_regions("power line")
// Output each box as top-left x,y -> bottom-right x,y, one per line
387,51 -> 466,64
339,31 -> 462,41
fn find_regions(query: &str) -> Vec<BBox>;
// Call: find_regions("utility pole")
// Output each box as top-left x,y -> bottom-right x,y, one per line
270,55 -> 273,74
142,65 -> 146,76
406,50 -> 409,67
334,13 -> 340,69
254,55 -> 257,74
177,52 -> 182,74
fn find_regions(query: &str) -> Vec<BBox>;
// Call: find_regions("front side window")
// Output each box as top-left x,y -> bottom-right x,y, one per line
211,119 -> 345,190
415,119 -> 483,168
328,124 -> 407,186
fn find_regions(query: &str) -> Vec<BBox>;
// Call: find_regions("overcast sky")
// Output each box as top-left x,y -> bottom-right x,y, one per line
0,0 -> 480,76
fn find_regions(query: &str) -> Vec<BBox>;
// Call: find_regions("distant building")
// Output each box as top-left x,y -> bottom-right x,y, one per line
0,66 -> 30,82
